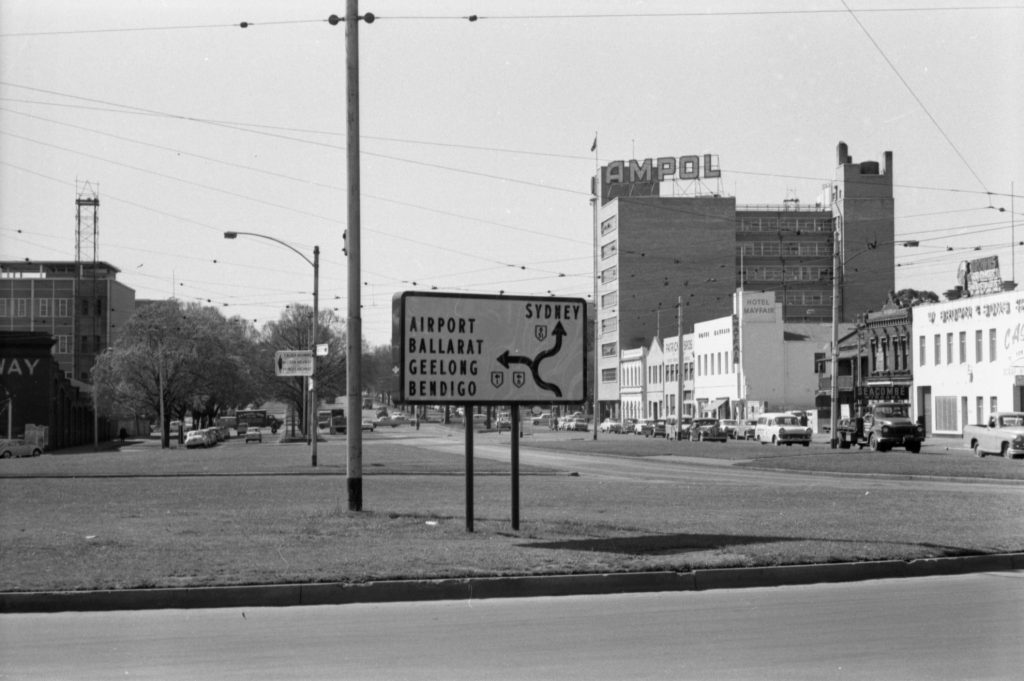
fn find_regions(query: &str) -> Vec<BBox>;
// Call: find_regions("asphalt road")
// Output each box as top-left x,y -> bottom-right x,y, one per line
3,571 -> 1021,680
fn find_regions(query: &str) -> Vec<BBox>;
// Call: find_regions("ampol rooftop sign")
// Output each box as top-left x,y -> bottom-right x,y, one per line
392,292 -> 587,404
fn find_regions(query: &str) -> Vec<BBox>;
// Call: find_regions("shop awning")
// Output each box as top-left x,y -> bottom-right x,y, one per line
704,398 -> 727,414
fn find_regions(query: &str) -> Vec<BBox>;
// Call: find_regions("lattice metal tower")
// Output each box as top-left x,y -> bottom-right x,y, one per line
75,181 -> 99,381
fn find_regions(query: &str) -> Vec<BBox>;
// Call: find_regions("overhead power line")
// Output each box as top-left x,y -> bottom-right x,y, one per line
2,7 -> 1020,36
840,0 -> 993,197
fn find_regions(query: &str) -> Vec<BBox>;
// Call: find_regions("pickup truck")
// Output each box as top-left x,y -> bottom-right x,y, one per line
963,412 -> 1024,459
858,402 -> 924,453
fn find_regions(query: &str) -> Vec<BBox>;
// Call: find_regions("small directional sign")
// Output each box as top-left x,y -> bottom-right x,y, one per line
275,350 -> 314,377
393,291 -> 587,404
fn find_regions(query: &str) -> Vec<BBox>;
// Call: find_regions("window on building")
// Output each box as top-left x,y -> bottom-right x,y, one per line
600,318 -> 617,334
56,335 -> 69,354
81,335 -> 89,353
919,335 -> 926,366
601,342 -> 617,357
95,298 -> 104,315
975,329 -> 983,362
934,396 -> 958,432
958,331 -> 966,364
945,333 -> 953,364
94,335 -> 102,353
0,299 -> 7,317
600,215 -> 617,236
601,368 -> 616,383
57,299 -> 70,317
933,334 -> 941,365
15,299 -> 27,317
991,396 -> 998,416
601,266 -> 617,284
38,298 -> 50,317
81,299 -> 90,315
600,241 -> 617,259
989,329 -> 997,362
601,291 -> 618,308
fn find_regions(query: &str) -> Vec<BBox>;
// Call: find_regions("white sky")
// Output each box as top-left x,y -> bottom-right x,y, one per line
2,0 -> 1022,346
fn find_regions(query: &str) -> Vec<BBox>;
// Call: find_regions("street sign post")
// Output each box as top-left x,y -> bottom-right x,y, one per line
393,291 -> 588,405
274,350 -> 314,377
394,291 -> 589,533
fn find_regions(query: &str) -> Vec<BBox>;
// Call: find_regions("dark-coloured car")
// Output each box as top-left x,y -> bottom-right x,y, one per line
651,419 -> 668,438
689,418 -> 727,442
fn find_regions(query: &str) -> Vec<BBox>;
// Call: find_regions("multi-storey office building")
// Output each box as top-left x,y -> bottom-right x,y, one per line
0,261 -> 135,381
593,142 -> 895,419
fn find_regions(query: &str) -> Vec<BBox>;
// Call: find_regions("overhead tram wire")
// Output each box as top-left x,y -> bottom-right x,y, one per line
3,82 -> 1017,202
840,0 -> 993,198
2,6 -> 1019,36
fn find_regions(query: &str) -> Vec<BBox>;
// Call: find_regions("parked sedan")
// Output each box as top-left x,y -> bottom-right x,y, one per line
739,419 -> 758,440
599,418 -> 622,434
361,419 -> 376,432
244,427 -> 263,443
689,418 -> 728,442
721,419 -> 739,439
184,430 -> 210,449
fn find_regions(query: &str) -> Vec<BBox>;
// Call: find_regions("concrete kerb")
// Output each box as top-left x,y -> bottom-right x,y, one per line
3,553 -> 1022,614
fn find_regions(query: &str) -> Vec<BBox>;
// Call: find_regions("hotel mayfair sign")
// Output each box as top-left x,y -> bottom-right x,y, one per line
603,154 -> 721,184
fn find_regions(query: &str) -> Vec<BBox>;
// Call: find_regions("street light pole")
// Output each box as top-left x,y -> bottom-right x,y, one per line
311,245 -> 319,467
829,220 -> 842,449
223,230 -> 319,467
345,0 -> 364,511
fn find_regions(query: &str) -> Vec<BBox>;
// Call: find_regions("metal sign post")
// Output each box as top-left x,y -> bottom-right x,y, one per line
393,292 -> 587,531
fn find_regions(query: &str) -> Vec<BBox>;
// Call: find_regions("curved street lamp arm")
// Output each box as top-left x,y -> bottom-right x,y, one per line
223,231 -> 315,268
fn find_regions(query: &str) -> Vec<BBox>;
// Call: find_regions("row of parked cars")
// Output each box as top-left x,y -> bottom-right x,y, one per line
597,413 -> 813,446
184,425 -> 263,448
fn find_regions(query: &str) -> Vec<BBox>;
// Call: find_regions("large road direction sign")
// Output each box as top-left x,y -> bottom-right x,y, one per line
274,349 -> 314,377
393,291 -> 587,404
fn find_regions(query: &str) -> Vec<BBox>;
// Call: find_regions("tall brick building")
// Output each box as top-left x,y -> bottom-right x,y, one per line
593,142 -> 895,417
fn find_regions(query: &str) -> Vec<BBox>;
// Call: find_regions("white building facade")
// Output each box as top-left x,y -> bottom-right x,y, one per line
912,289 -> 1024,436
622,290 -> 831,425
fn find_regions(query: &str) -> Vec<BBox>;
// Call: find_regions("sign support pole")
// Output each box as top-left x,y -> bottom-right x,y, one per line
465,405 -> 474,532
511,407 -> 520,530
345,0 -> 363,509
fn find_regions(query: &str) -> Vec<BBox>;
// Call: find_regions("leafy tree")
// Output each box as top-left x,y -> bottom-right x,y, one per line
257,304 -> 346,435
892,288 -> 940,308
93,300 -> 201,447
362,344 -> 396,405
93,300 -> 262,447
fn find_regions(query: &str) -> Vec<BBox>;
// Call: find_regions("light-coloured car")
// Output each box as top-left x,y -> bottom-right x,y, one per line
599,418 -> 622,433
0,439 -> 43,458
721,419 -> 739,439
244,427 -> 262,443
634,418 -> 652,436
361,419 -> 376,432
755,413 -> 812,446
184,430 -> 209,449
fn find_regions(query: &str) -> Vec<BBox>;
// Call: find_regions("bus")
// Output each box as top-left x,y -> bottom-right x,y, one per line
235,409 -> 280,434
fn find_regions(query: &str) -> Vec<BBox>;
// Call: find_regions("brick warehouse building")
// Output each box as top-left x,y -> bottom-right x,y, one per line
592,142 -> 895,419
